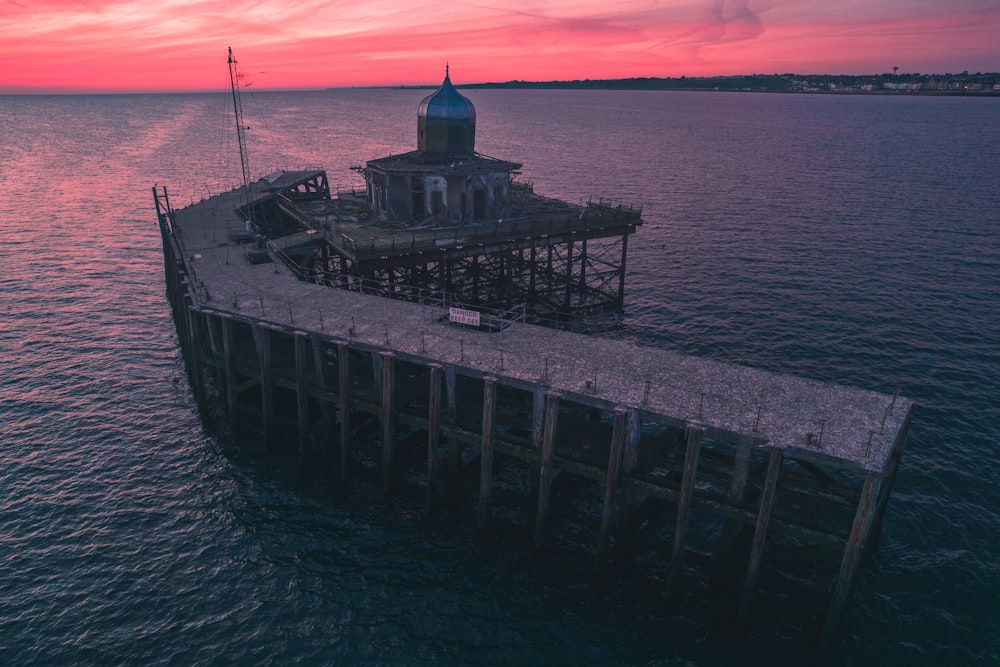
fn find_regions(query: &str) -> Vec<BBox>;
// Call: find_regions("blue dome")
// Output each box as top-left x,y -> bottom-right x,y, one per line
418,70 -> 476,121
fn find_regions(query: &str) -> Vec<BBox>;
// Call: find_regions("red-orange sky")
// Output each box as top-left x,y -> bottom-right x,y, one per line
2,0 -> 998,93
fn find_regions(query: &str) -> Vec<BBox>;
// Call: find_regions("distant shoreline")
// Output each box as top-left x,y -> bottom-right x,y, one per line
355,74 -> 1000,96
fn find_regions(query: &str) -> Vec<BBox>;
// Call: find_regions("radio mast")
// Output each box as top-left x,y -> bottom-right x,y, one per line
228,47 -> 255,229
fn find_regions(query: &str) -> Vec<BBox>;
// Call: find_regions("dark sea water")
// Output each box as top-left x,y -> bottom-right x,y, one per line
1,88 -> 998,665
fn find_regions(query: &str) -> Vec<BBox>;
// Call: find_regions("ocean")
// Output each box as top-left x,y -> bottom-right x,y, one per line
1,88 -> 998,665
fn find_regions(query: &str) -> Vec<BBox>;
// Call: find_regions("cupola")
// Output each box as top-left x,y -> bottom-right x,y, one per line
417,65 -> 476,156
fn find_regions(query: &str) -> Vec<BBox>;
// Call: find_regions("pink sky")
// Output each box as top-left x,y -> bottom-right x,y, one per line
1,0 -> 998,93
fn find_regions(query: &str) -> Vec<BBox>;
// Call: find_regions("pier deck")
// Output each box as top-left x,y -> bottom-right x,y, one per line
157,184 -> 912,644
173,186 -> 908,473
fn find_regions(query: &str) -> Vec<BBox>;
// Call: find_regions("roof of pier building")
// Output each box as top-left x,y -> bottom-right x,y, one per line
417,66 -> 477,156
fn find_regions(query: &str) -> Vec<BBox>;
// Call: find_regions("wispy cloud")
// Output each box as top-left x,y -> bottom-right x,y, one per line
1,0 -> 997,92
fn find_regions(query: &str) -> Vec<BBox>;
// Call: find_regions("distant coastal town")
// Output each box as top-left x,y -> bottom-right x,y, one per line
439,72 -> 1000,95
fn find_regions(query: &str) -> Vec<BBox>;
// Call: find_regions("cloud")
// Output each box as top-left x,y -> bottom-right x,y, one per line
1,0 -> 998,92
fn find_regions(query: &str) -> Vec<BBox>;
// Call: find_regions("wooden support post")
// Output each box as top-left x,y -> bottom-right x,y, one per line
821,470 -> 882,646
617,409 -> 641,553
184,306 -> 205,407
478,377 -> 498,532
529,387 -> 545,513
294,332 -> 310,463
617,231 -> 629,308
445,365 -> 459,487
255,324 -> 274,453
529,245 -> 537,299
310,335 -> 334,455
563,239 -> 575,310
426,364 -> 443,509
337,343 -> 350,480
533,392 -> 561,549
380,351 -> 396,494
596,408 -> 628,571
716,433 -> 754,571
221,317 -> 238,431
738,445 -> 784,622
667,423 -> 705,593
372,351 -> 384,397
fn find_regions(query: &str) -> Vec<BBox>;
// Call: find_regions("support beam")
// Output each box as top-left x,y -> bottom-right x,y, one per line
294,332 -> 310,463
184,306 -> 205,407
478,377 -> 497,531
337,342 -> 350,479
596,407 -> 628,572
255,324 -> 274,453
563,239 -> 575,310
617,231 -> 629,308
533,392 -> 561,549
822,469 -> 882,646
310,335 -> 335,455
667,423 -> 706,593
716,433 -> 754,571
617,409 -> 641,553
739,445 -> 784,621
381,351 -> 396,494
221,317 -> 238,431
529,387 -> 545,514
445,365 -> 459,488
426,364 -> 443,509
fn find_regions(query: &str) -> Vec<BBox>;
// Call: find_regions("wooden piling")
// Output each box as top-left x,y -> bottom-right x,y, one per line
445,365 -> 459,486
426,364 -> 443,509
616,409 -> 641,553
337,342 -> 350,479
221,317 -> 238,431
667,423 -> 705,593
596,407 -> 628,571
310,335 -> 335,455
715,433 -> 754,573
381,351 -> 396,494
529,387 -> 545,514
255,324 -> 274,452
822,469 -> 882,645
294,332 -> 310,462
478,377 -> 497,531
738,445 -> 784,622
533,392 -> 561,549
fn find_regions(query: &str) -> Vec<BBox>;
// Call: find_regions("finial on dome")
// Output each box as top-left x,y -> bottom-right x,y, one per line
445,62 -> 450,79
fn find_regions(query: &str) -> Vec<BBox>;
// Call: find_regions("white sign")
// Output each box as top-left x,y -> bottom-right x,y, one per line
449,307 -> 481,327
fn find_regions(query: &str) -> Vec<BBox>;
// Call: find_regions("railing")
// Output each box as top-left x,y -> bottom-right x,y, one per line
336,207 -> 642,258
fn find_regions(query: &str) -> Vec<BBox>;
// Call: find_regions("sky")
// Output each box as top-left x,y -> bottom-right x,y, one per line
1,0 -> 998,93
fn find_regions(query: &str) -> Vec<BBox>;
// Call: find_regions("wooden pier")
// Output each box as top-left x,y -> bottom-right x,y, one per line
155,183 -> 912,645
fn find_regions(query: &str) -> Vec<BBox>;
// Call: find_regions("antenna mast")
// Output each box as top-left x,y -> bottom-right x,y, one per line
228,47 -> 254,229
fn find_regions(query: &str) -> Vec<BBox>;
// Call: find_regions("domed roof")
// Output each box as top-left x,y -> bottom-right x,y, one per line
418,66 -> 476,120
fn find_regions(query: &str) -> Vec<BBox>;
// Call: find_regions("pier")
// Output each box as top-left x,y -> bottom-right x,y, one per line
155,181 -> 911,644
